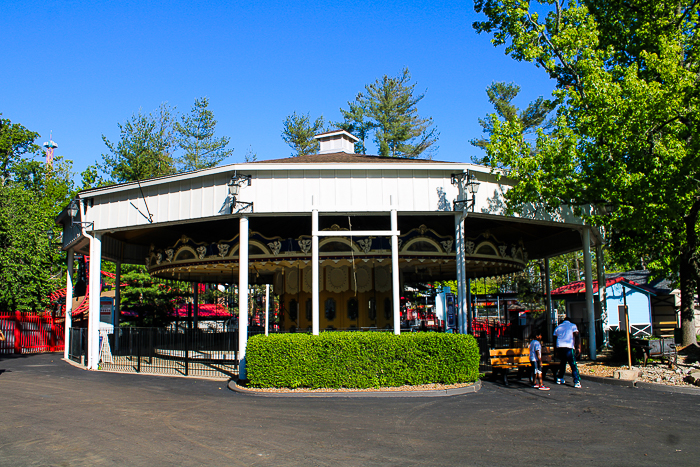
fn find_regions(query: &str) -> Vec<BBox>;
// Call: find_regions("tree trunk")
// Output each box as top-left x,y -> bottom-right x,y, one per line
680,198 -> 700,346
679,248 -> 697,346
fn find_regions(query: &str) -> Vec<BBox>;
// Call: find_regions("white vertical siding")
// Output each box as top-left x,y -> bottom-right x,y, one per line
83,166 -> 522,231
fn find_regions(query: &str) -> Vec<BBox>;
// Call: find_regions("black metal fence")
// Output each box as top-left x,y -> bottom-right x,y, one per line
68,328 -> 87,366
99,328 -> 239,378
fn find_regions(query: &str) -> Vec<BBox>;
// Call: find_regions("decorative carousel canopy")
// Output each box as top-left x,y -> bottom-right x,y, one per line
145,224 -> 528,284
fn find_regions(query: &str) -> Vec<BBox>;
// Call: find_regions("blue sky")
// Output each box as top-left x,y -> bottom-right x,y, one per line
1,0 -> 553,177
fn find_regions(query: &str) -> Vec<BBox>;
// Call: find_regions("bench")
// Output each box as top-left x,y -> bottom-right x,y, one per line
489,347 -> 557,385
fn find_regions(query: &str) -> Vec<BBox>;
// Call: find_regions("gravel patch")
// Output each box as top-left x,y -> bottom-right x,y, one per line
578,360 -> 700,387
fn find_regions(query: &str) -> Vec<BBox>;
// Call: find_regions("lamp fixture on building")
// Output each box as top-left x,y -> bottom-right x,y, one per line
67,199 -> 94,229
451,171 -> 480,212
228,172 -> 253,213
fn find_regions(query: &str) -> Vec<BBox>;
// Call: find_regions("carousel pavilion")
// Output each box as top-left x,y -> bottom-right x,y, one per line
56,130 -> 603,377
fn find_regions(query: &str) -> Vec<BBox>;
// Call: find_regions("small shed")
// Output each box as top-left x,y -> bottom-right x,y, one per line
552,272 -> 676,338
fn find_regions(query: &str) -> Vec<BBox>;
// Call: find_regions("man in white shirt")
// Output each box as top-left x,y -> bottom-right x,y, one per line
554,317 -> 581,388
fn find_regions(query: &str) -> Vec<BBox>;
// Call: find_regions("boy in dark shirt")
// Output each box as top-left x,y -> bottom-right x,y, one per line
530,331 -> 549,390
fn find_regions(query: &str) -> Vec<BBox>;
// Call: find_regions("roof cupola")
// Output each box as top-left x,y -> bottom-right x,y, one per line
314,129 -> 360,154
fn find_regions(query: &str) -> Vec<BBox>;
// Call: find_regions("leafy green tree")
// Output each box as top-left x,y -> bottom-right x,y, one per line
473,0 -> 700,345
175,97 -> 233,172
244,146 -> 258,163
101,103 -> 177,182
281,112 -> 325,157
471,82 -> 555,155
336,101 -> 373,154
339,68 -> 438,158
0,184 -> 58,313
0,116 -> 75,313
119,268 -> 191,327
0,115 -> 40,186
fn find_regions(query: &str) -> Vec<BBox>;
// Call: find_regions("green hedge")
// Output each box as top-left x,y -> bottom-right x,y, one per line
245,332 -> 480,389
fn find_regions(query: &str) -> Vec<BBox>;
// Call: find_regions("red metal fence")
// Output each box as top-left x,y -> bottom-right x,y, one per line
0,312 -> 65,354
471,318 -> 511,338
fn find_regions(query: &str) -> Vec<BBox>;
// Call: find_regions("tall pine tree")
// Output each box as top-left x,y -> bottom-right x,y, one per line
175,97 -> 233,171
101,103 -> 177,182
339,68 -> 438,159
471,82 -> 556,157
281,112 -> 325,157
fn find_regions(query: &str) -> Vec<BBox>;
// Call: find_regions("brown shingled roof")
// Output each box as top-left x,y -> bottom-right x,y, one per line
250,153 -> 454,164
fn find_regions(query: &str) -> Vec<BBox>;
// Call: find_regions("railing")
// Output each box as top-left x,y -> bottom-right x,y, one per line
0,312 -> 64,354
98,328 -> 239,378
68,328 -> 87,365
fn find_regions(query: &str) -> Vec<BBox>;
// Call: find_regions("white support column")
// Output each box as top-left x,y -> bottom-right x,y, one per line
455,214 -> 468,334
87,233 -> 102,370
312,208 -> 320,336
391,207 -> 400,335
454,214 -> 463,333
595,242 -> 608,346
238,216 -> 249,379
265,284 -> 270,336
582,228 -> 597,360
63,249 -> 74,360
545,257 -> 553,342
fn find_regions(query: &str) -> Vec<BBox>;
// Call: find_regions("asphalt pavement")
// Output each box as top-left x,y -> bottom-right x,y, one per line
1,352 -> 698,466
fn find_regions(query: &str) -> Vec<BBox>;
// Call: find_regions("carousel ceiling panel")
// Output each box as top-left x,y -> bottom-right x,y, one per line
464,214 -> 584,259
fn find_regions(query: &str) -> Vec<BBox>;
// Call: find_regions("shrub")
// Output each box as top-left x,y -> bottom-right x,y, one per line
608,329 -> 644,364
245,332 -> 480,389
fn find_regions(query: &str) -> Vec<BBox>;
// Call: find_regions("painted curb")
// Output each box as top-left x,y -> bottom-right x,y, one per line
227,379 -> 481,398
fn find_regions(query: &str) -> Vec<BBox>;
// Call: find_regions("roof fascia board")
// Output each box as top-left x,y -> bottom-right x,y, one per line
610,280 -> 657,297
77,161 -> 497,198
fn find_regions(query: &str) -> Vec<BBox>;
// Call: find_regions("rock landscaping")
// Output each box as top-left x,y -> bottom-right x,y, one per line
577,344 -> 700,388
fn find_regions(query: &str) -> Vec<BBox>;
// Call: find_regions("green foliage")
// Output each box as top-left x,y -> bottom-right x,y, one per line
473,0 -> 700,344
243,146 -> 257,163
0,185 -> 60,313
119,268 -> 191,327
471,81 -> 556,157
608,330 -> 644,365
281,112 -> 325,157
337,100 -> 373,154
339,68 -> 438,158
175,97 -> 233,171
101,103 -> 177,182
0,116 -> 40,186
246,332 -> 480,389
0,115 -> 74,313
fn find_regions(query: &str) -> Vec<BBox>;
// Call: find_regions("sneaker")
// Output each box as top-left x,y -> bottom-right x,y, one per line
556,378 -> 565,385
574,382 -> 582,388
533,384 -> 540,388
538,386 -> 550,391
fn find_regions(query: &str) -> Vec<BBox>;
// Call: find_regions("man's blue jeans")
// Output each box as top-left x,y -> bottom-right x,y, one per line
556,348 -> 580,384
